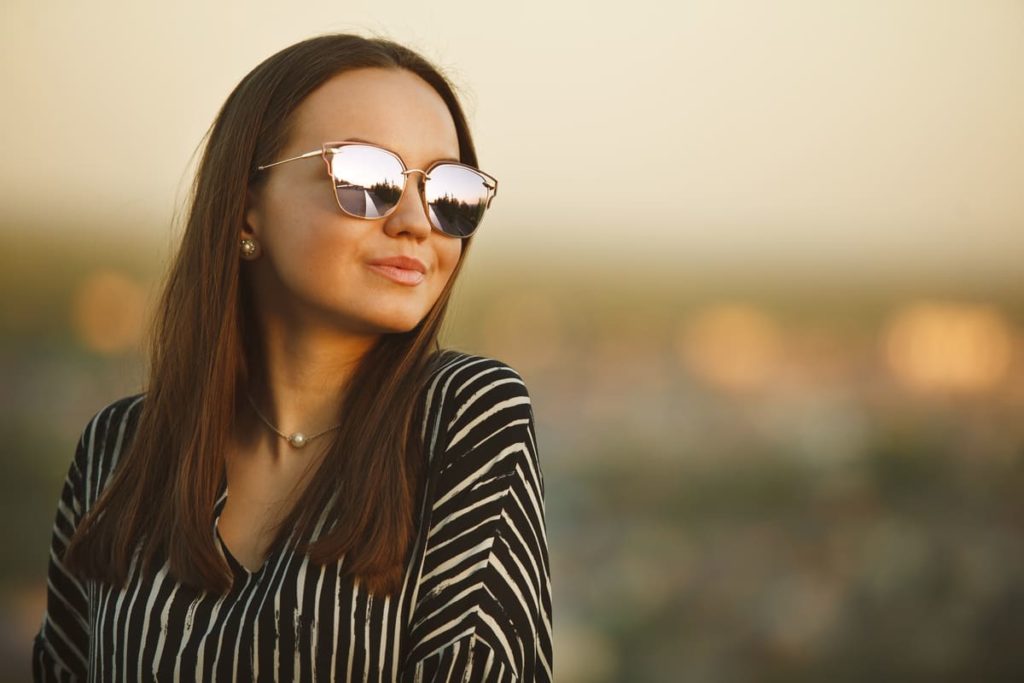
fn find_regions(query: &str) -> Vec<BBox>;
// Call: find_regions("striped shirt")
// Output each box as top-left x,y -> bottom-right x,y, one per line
32,351 -> 553,682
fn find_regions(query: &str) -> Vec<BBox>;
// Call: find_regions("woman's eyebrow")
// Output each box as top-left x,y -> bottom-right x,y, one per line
343,136 -> 459,164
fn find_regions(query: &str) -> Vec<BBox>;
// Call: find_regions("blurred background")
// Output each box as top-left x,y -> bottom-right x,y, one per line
2,0 -> 1023,681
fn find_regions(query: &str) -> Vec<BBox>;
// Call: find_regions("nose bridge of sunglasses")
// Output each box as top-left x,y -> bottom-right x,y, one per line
401,168 -> 430,181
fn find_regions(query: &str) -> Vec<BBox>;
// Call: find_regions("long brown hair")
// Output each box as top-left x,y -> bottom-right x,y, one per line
64,33 -> 481,596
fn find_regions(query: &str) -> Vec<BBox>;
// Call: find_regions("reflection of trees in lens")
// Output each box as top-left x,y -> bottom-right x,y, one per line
431,192 -> 485,227
369,180 -> 401,205
336,179 -> 402,216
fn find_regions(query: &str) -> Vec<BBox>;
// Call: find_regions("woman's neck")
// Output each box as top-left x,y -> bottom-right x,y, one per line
241,319 -> 379,460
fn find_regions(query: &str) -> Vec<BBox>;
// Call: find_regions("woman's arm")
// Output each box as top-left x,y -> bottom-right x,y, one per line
402,359 -> 553,682
32,417 -> 96,681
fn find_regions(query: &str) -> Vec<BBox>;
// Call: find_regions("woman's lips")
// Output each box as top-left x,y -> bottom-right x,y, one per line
366,263 -> 425,286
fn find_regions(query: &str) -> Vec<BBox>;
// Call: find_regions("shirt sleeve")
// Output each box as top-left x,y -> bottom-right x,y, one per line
401,359 -> 553,682
32,418 -> 95,682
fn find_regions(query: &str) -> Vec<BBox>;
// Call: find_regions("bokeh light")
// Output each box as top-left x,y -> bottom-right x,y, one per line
675,303 -> 784,393
70,269 -> 147,354
882,301 -> 1014,395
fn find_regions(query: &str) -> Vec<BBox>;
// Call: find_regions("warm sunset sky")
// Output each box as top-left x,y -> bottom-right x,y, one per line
2,0 -> 1022,279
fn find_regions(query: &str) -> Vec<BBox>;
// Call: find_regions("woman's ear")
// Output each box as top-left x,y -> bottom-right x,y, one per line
243,186 -> 263,239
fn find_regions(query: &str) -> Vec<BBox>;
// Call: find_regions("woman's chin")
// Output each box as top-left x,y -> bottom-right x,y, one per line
361,311 -> 429,336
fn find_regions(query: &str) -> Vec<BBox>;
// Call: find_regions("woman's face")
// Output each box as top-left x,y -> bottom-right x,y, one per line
243,67 -> 464,337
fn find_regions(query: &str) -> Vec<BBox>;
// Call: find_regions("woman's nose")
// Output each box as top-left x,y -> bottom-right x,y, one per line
383,170 -> 432,239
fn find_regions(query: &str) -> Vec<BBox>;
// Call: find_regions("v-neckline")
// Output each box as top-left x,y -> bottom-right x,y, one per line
214,475 -> 271,577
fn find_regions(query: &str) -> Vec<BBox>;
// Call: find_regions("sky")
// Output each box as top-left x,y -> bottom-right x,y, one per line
2,0 -> 1022,280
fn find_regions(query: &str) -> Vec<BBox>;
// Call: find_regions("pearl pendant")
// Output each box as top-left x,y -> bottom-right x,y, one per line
287,432 -> 307,448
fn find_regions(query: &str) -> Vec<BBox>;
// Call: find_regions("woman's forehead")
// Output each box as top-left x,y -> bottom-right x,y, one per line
288,68 -> 460,165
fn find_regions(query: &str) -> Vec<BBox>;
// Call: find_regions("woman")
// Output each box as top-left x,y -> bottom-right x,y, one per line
32,33 -> 552,682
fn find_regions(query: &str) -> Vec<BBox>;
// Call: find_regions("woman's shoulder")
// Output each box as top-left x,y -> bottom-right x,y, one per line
421,348 -> 535,463
425,349 -> 533,413
77,392 -> 147,448
70,392 -> 147,491
427,348 -> 529,384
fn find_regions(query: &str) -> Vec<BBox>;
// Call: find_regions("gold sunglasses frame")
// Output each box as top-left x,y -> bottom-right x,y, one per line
255,140 -> 498,239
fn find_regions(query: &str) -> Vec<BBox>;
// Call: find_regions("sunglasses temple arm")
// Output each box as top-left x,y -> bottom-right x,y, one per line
256,149 -> 323,171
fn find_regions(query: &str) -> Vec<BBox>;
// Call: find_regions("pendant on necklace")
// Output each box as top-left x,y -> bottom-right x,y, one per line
287,432 -> 307,448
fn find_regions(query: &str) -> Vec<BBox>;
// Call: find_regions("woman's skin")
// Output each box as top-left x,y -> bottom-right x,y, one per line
217,67 -> 464,572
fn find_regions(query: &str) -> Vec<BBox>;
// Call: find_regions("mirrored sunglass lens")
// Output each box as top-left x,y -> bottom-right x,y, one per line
425,164 -> 491,237
329,145 -> 405,217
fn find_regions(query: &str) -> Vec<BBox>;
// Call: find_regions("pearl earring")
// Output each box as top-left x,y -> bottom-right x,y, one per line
240,238 -> 260,259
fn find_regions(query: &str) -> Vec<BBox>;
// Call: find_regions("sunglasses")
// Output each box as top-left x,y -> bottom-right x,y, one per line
255,141 -> 498,239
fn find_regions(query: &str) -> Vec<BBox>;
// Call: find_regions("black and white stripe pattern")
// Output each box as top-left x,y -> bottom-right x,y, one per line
32,351 -> 553,681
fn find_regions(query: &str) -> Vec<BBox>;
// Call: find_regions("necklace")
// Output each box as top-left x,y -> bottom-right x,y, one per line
245,393 -> 343,449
